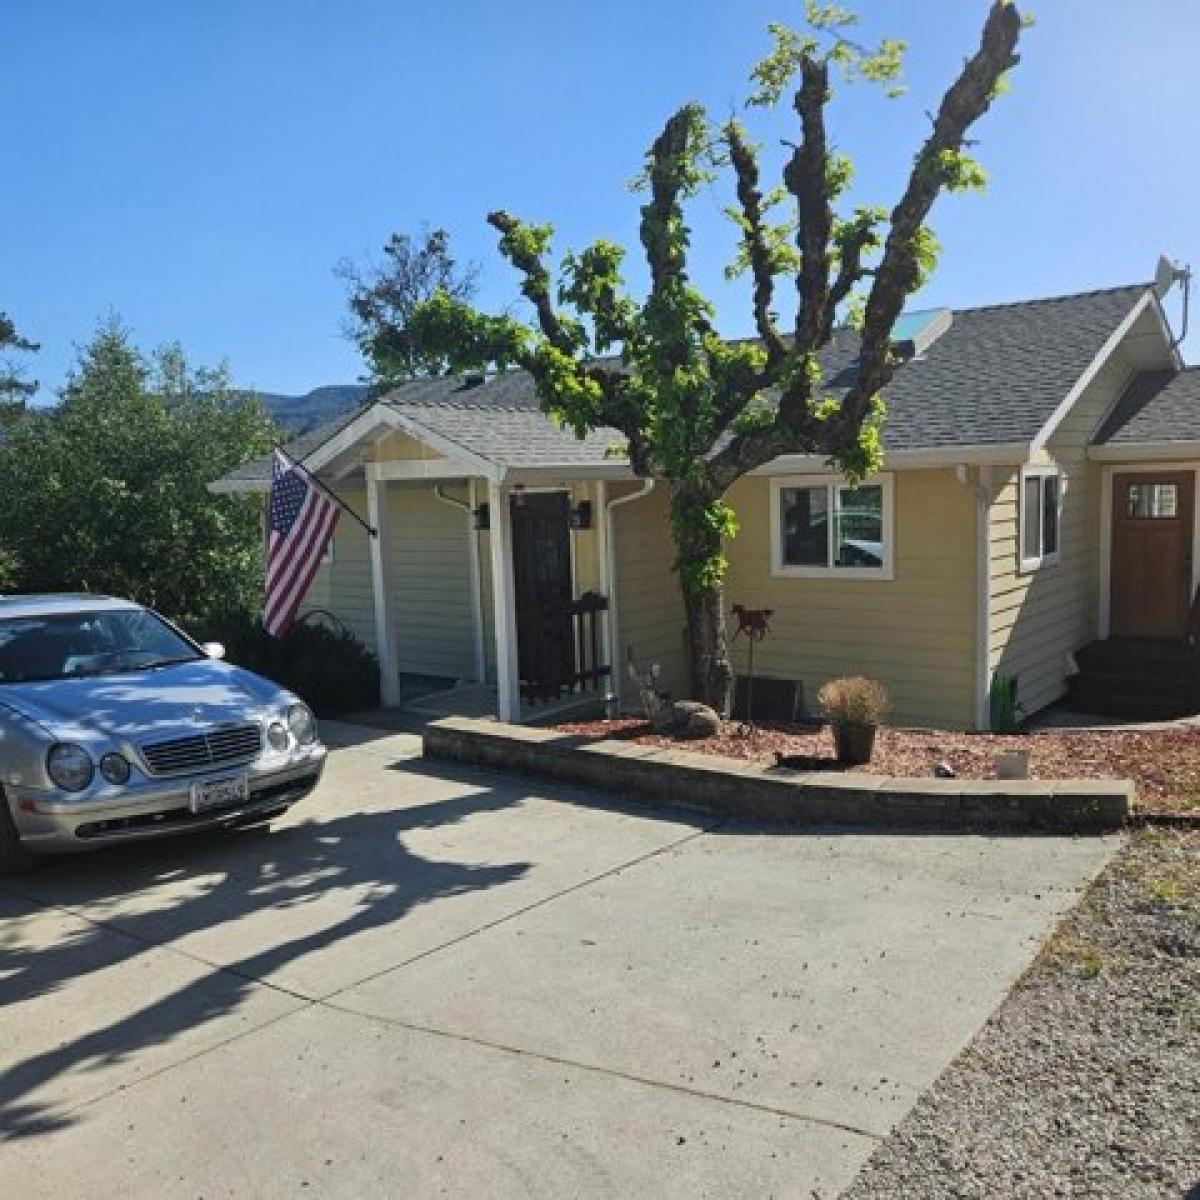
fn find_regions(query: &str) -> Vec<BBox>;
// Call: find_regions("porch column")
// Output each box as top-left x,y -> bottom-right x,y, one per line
467,479 -> 487,682
487,477 -> 521,722
367,464 -> 401,705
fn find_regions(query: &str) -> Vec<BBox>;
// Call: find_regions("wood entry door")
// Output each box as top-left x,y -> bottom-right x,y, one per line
1110,471 -> 1195,638
510,492 -> 574,698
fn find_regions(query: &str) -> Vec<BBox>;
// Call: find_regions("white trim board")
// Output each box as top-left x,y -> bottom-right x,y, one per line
1030,290 -> 1152,453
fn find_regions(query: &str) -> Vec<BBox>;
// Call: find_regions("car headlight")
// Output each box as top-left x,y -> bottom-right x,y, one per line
287,703 -> 318,746
47,743 -> 95,792
99,752 -> 131,785
266,722 -> 290,753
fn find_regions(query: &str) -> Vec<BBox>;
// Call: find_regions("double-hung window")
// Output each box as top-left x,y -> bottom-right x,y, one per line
770,474 -> 894,579
1020,465 -> 1062,571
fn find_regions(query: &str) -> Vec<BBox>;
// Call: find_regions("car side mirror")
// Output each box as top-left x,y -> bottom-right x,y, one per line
200,641 -> 226,660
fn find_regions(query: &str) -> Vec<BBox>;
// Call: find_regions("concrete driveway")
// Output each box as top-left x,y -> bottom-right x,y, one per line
0,722 -> 1117,1198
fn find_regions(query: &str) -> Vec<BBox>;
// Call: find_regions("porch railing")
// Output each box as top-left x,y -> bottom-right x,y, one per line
519,590 -> 611,706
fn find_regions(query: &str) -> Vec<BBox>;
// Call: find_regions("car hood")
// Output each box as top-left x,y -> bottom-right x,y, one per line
0,660 -> 291,745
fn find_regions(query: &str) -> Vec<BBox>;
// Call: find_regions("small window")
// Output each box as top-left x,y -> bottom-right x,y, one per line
1126,482 -> 1178,520
1020,466 -> 1062,571
772,475 -> 893,579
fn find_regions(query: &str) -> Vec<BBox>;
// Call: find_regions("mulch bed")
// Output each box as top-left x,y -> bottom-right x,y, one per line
555,718 -> 1200,816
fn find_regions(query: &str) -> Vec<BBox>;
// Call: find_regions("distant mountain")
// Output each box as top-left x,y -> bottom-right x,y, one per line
256,384 -> 370,434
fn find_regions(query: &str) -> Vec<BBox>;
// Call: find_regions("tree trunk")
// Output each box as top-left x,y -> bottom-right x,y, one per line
671,487 -> 734,714
682,581 -> 733,714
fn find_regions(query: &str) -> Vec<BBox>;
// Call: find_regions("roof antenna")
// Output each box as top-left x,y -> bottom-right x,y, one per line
1154,255 -> 1192,349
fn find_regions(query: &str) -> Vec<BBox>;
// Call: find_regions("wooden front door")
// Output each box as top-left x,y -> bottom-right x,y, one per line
510,492 -> 574,700
1110,471 -> 1195,638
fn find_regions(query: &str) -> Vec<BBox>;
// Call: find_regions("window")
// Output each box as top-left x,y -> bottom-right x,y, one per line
771,474 -> 894,579
1020,466 -> 1062,571
1126,482 -> 1178,520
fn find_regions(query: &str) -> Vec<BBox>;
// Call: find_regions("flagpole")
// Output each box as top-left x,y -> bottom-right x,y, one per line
275,447 -> 378,539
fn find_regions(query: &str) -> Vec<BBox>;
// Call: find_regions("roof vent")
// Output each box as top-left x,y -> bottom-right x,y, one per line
891,307 -> 953,359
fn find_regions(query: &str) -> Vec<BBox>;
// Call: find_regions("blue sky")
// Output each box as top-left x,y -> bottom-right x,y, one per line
5,0 -> 1199,400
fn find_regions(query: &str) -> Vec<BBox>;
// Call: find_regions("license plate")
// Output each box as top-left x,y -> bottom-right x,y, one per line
190,774 -> 249,814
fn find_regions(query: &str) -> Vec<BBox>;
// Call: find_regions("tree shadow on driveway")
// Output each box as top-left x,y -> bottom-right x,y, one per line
0,791 -> 531,1140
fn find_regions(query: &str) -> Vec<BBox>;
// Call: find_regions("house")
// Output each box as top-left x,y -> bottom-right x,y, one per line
212,267 -> 1199,729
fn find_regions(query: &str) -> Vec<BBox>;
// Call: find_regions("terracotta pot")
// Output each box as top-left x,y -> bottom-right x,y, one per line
832,720 -> 877,766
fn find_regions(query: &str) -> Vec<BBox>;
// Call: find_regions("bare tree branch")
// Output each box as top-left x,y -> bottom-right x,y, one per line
837,1 -> 1021,447
486,210 -> 578,356
786,56 -> 834,351
725,122 -> 787,367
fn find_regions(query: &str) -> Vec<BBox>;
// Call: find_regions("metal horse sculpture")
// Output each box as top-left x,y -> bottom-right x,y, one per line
730,604 -> 774,727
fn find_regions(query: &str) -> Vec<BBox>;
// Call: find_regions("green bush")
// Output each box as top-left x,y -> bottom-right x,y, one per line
194,611 -> 380,718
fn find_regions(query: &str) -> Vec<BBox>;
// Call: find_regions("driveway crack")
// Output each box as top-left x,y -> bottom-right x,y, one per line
321,1000 -> 885,1143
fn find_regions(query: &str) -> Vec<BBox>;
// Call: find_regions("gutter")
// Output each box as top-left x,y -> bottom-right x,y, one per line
748,441 -> 1031,475
1088,440 -> 1200,463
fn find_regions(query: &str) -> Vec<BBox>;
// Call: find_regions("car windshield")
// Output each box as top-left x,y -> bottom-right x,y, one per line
0,609 -> 202,684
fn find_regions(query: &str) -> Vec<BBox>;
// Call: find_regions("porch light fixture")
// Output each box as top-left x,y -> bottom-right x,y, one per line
569,500 -> 593,530
472,502 -> 490,531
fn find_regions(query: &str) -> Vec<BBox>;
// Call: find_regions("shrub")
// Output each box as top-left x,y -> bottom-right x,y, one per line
818,676 -> 889,726
193,610 -> 380,717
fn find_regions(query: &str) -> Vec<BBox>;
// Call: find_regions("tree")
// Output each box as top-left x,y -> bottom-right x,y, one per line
401,1 -> 1024,711
0,310 -> 38,425
0,317 -> 276,627
339,226 -> 479,387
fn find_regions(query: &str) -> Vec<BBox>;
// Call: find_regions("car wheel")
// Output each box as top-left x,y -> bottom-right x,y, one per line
0,788 -> 35,875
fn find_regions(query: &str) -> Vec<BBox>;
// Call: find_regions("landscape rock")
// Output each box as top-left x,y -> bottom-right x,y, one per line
669,701 -> 722,739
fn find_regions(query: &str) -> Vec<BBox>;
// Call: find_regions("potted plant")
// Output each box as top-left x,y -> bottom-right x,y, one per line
818,677 -> 889,766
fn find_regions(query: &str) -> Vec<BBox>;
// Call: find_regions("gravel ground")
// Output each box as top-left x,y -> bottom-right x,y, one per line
556,719 -> 1200,815
843,829 -> 1200,1199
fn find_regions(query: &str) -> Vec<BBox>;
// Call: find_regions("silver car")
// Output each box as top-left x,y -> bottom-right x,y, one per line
0,594 -> 327,870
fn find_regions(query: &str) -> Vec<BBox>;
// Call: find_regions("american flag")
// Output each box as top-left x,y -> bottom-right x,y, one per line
264,450 -> 341,637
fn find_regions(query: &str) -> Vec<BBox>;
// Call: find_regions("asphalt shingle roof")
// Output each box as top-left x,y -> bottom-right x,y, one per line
217,400 -> 375,486
384,401 -> 621,468
1093,367 -> 1200,445
871,284 -> 1149,449
216,283 -> 1156,486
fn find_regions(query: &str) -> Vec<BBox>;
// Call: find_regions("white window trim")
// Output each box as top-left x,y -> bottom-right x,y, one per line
1019,464 -> 1063,573
769,472 -> 895,580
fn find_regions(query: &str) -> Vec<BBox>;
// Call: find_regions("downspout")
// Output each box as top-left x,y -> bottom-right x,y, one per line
603,478 -> 656,713
434,482 -> 486,684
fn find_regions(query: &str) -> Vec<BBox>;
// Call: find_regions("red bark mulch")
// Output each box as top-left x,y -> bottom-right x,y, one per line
555,718 -> 1200,816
